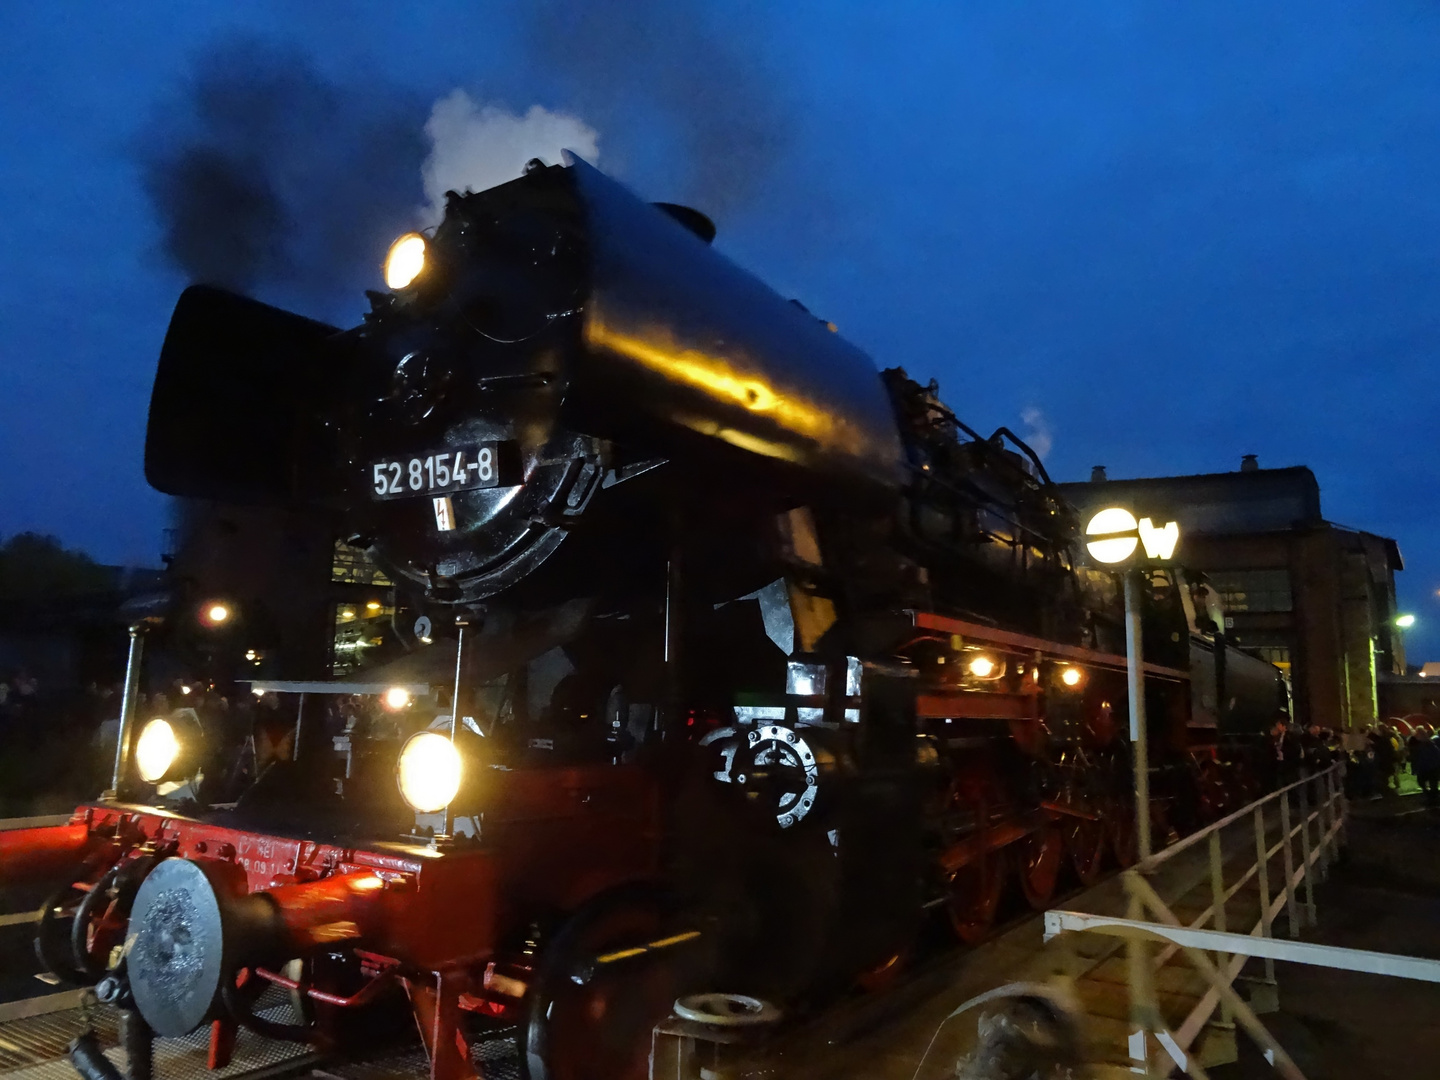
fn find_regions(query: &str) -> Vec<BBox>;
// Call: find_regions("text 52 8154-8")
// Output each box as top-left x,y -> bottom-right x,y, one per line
370,445 -> 500,500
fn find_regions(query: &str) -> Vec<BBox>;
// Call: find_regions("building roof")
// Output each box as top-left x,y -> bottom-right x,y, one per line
1057,465 -> 1321,537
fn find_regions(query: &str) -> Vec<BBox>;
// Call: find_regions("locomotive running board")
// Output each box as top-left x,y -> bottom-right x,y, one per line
910,611 -> 1190,682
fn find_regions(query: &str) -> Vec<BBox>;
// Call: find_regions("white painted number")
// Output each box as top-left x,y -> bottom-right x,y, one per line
371,445 -> 496,499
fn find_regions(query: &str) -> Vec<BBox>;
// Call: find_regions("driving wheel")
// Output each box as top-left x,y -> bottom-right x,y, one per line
523,896 -> 679,1080
1015,825 -> 1064,909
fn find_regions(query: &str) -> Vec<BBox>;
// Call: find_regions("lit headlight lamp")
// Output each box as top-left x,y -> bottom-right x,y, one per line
135,711 -> 206,785
384,233 -> 428,291
396,731 -> 463,813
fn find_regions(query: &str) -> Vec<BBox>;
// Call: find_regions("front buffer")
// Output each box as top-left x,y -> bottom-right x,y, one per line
27,805 -> 499,1080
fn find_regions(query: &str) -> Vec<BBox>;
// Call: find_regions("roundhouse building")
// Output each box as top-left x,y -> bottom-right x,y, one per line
1060,457 -> 1403,732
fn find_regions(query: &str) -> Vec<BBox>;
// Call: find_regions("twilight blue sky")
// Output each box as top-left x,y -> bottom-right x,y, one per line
1,3 -> 1438,657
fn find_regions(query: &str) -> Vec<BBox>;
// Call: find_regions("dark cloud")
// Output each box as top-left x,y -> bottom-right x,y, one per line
137,37 -> 429,315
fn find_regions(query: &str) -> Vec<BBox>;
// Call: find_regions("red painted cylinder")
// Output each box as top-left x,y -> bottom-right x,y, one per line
0,823 -> 93,881
264,872 -> 389,950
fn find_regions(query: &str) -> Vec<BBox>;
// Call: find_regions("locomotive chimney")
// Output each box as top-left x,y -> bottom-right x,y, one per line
1090,465 -> 1108,483
1240,454 -> 1259,472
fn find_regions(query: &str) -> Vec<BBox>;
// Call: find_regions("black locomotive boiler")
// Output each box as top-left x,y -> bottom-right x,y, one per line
38,155 -> 1284,1080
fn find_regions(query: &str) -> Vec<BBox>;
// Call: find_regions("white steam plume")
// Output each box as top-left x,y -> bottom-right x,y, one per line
1020,406 -> 1053,459
420,91 -> 600,225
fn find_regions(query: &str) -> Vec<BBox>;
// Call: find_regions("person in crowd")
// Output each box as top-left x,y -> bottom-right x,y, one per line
1269,717 -> 1303,788
1301,723 -> 1334,770
1409,724 -> 1440,808
1369,723 -> 1398,797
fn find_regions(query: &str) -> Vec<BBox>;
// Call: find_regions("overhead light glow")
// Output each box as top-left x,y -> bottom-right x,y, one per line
203,603 -> 231,626
384,233 -> 427,290
366,600 -> 382,612
136,719 -> 180,783
396,732 -> 462,813
1060,666 -> 1084,687
1396,614 -> 1416,629
1085,508 -> 1139,564
383,686 -> 412,711
967,655 -> 997,678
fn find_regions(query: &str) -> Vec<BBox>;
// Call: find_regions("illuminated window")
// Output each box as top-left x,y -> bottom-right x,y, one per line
332,539 -> 393,586
1208,570 -> 1292,614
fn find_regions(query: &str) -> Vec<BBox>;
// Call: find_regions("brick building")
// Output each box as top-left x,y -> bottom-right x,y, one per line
1060,457 -> 1404,731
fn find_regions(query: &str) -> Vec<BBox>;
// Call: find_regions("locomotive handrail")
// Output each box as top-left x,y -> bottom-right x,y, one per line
911,610 -> 1191,681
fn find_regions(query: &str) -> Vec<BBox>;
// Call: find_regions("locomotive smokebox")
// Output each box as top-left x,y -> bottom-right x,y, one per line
144,156 -> 906,604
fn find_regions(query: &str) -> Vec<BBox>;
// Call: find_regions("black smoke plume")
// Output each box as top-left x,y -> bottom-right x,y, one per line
516,0 -> 793,215
139,10 -> 793,304
138,38 -> 428,314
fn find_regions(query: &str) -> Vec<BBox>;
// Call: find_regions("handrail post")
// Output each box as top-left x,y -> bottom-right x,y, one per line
1208,829 -> 1233,1027
104,623 -> 146,802
1330,760 -> 1342,852
1297,776 -> 1318,927
1279,791 -> 1300,937
1252,803 -> 1278,1001
1319,767 -> 1337,867
1123,873 -> 1159,1073
1310,771 -> 1329,881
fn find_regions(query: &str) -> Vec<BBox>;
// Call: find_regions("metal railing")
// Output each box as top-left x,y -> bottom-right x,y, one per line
1041,760 -> 1440,1079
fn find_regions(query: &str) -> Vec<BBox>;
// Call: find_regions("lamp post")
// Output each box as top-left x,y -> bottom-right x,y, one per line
1085,507 -> 1181,861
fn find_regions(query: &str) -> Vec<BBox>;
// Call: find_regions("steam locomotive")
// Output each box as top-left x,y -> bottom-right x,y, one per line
2,155 -> 1283,1080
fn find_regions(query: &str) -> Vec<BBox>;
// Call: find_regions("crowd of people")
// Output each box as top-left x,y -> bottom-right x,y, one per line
1267,715 -> 1440,806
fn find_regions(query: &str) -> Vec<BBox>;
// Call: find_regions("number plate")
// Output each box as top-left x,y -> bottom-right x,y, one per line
369,445 -> 501,501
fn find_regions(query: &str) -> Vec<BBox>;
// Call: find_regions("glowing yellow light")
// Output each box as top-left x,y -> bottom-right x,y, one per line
583,322 -> 842,453
383,686 -> 412,711
1138,517 -> 1180,560
1085,507 -> 1139,564
366,601 -> 382,612
244,650 -> 256,660
384,233 -> 426,290
968,655 -> 997,678
1397,614 -> 1416,628
396,732 -> 462,813
205,603 -> 231,625
1061,666 -> 1084,687
340,609 -> 355,621
136,719 -> 180,783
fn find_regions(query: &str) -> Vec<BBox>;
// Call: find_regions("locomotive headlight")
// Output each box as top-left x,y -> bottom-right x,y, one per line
397,732 -> 463,813
136,719 -> 181,783
1060,665 -> 1085,688
967,655 -> 998,678
134,712 -> 206,785
384,233 -> 427,290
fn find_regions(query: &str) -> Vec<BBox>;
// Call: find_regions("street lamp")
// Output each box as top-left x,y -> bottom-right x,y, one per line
1084,506 -> 1182,861
1396,614 -> 1416,629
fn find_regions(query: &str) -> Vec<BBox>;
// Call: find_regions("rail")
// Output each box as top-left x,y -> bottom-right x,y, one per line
1045,761 -> 1375,1079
